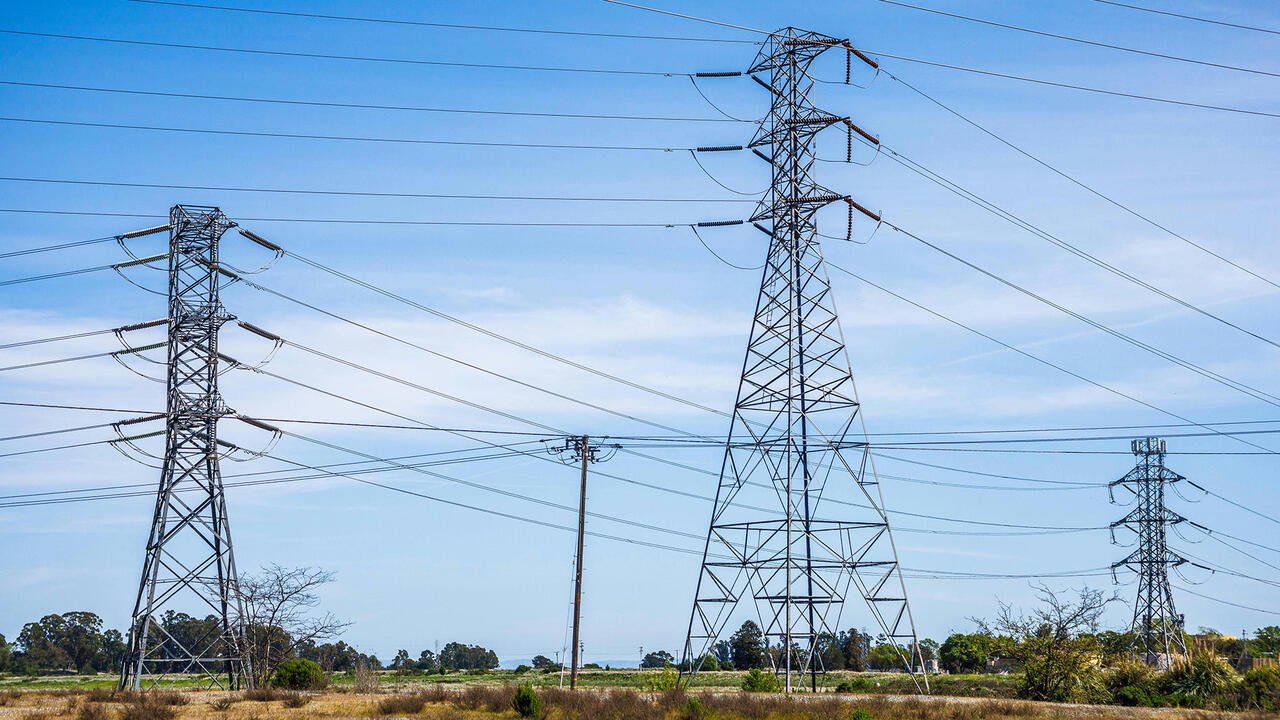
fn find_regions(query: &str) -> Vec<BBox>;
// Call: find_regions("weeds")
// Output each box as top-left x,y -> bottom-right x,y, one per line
210,697 -> 236,711
281,691 -> 312,708
244,687 -> 286,702
117,696 -> 178,720
75,701 -> 111,720
0,689 -> 21,705
376,690 -> 429,714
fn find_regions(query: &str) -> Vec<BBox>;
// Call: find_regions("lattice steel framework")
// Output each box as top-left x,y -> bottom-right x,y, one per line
121,205 -> 248,690
1110,437 -> 1188,664
681,28 -> 926,693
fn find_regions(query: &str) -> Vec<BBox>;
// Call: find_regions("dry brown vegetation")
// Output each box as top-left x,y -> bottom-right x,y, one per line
0,684 -> 1270,720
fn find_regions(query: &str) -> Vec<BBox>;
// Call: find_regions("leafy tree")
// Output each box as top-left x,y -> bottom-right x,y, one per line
416,650 -> 437,671
640,650 -> 674,668
712,640 -> 733,668
531,654 -> 558,669
0,633 -> 11,672
1250,627 -> 1280,658
390,649 -> 413,671
975,584 -> 1116,703
838,628 -> 868,671
511,684 -> 541,718
17,615 -> 71,672
730,621 -> 766,670
438,642 -> 498,670
918,638 -> 940,663
940,633 -> 991,674
815,633 -> 845,671
866,643 -> 905,670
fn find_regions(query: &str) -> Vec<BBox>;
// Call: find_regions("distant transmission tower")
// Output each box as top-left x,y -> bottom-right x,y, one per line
681,29 -> 926,693
1110,437 -> 1189,665
120,205 -> 249,690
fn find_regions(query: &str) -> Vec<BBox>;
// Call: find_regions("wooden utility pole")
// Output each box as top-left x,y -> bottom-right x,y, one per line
570,434 -> 589,689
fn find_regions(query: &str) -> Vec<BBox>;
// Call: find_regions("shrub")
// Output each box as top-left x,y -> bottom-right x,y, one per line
741,667 -> 780,692
244,687 -> 285,702
376,691 -> 427,715
642,665 -> 678,692
514,664 -> 531,674
117,697 -> 177,720
75,703 -> 110,720
680,695 -> 708,720
209,697 -> 236,712
836,677 -> 871,693
850,708 -> 874,720
282,692 -> 311,708
272,658 -> 325,690
1160,647 -> 1238,704
353,662 -> 379,692
1241,666 -> 1280,710
1106,660 -> 1157,695
511,684 -> 541,718
1112,685 -> 1152,707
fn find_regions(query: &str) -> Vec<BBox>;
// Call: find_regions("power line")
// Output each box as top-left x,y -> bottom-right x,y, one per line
883,221 -> 1280,421
0,208 -> 697,228
0,235 -> 116,259
0,326 -> 119,350
0,80 -> 751,123
878,70 -> 1280,290
0,116 -> 701,153
824,262 -> 1280,459
857,49 -> 1280,119
865,139 -> 1280,351
1174,584 -> 1280,616
0,29 -> 693,77
0,400 -> 158,414
0,176 -> 753,204
1089,0 -> 1280,37
0,261 -> 120,287
878,0 -> 1280,78
1187,480 -> 1280,528
128,0 -> 761,44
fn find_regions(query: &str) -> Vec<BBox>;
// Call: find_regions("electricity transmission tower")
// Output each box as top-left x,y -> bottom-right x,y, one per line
1110,437 -> 1189,665
120,205 -> 249,690
681,29 -> 926,693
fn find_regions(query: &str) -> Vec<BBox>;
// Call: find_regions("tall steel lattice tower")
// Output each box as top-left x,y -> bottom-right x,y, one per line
681,29 -> 926,693
121,205 -> 249,690
1110,438 -> 1189,665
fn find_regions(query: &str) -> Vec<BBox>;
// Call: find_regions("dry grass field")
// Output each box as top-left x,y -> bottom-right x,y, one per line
0,684 -> 1274,720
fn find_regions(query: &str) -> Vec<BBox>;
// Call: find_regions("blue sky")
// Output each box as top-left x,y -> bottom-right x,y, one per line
1,0 -> 1277,667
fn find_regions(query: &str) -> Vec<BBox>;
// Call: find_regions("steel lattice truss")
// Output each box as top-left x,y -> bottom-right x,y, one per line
1110,438 -> 1188,664
121,205 -> 249,690
681,29 -> 926,693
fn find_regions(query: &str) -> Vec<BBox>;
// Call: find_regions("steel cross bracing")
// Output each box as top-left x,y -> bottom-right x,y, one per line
1109,437 -> 1189,666
681,28 -> 927,693
120,205 -> 250,690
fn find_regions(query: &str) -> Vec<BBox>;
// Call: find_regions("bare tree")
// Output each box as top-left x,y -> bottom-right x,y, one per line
974,584 -> 1119,702
237,565 -> 351,686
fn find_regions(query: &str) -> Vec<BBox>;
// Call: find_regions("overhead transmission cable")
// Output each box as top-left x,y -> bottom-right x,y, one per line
1088,0 -> 1280,36
0,176 -> 754,204
127,0 -> 762,44
0,235 -> 116,259
0,208 -> 698,228
0,29 -> 694,77
0,117 -> 706,154
0,80 -> 752,123
853,136 -> 1280,350
878,0 -> 1280,79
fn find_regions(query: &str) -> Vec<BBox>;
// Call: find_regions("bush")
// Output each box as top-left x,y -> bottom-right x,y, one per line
741,667 -> 780,692
1160,648 -> 1238,704
75,703 -> 110,720
514,664 -> 531,674
511,684 -> 541,718
209,697 -> 236,712
376,691 -> 428,715
850,708 -> 874,720
835,677 -> 871,693
117,697 -> 177,720
680,695 -> 708,720
642,665 -> 678,692
281,692 -> 311,708
1241,666 -> 1280,710
272,658 -> 325,690
1112,685 -> 1152,707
